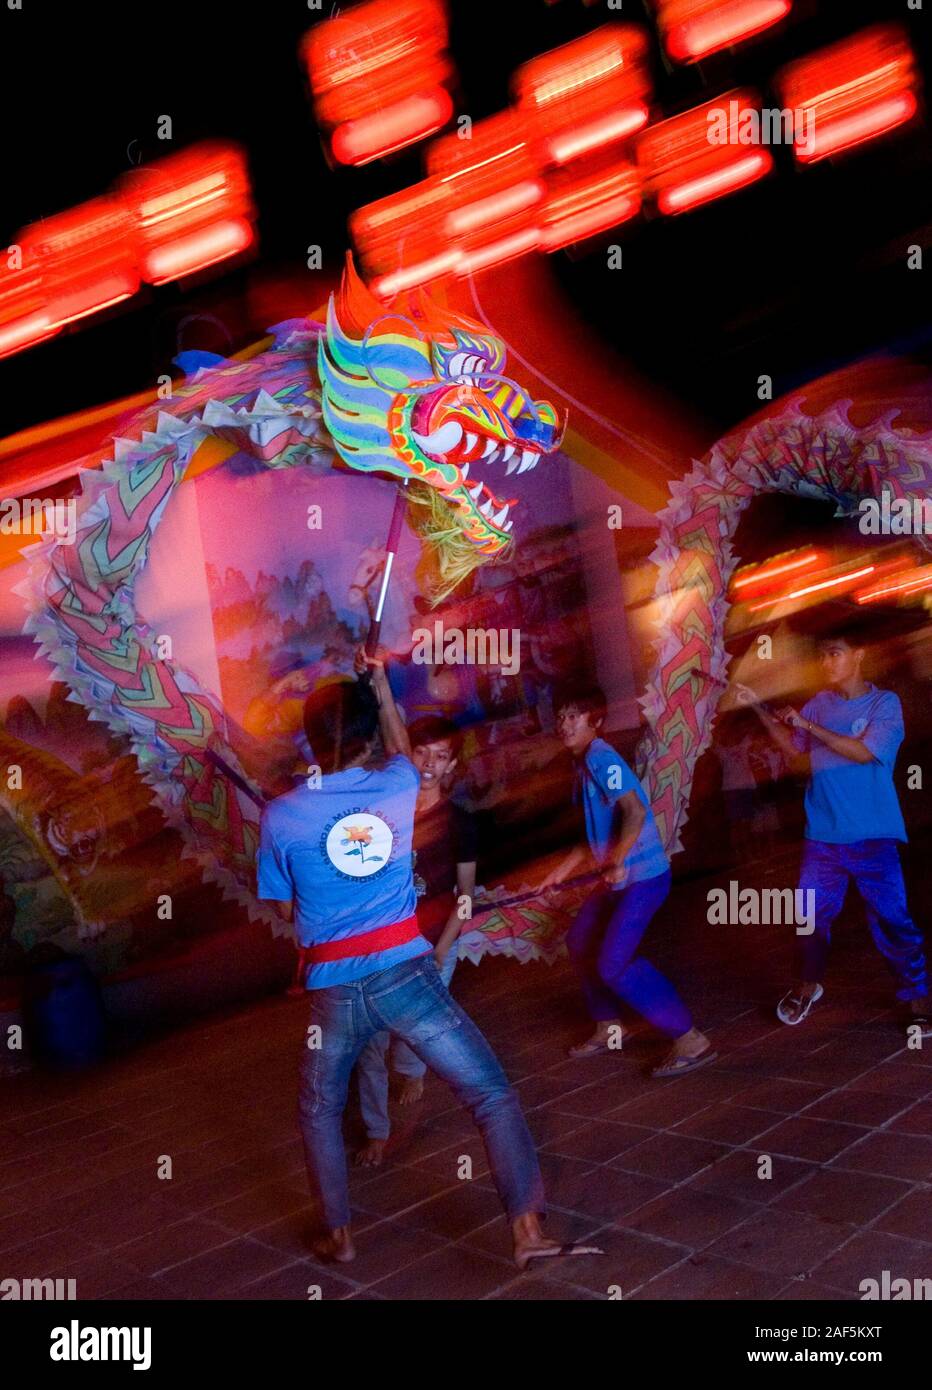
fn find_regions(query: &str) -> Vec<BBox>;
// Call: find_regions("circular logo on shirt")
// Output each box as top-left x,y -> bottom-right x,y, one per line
851,717 -> 868,736
322,808 -> 395,880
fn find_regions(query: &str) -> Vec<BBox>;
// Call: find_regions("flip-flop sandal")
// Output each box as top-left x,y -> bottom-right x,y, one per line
567,1039 -> 617,1058
776,983 -> 824,1025
516,1242 -> 604,1272
651,1048 -> 719,1080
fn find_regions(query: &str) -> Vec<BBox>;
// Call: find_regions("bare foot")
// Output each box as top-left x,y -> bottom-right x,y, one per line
511,1212 -> 603,1271
398,1076 -> 425,1106
311,1225 -> 356,1263
568,1020 -> 624,1058
355,1138 -> 387,1167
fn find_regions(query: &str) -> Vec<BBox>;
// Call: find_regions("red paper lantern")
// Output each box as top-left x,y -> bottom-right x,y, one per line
303,0 -> 454,166
539,158 -> 641,250
637,90 -> 773,215
0,259 -> 59,360
776,25 -> 920,164
655,0 -> 792,64
514,24 -> 652,167
120,143 -> 255,286
351,178 -> 458,296
18,196 -> 139,330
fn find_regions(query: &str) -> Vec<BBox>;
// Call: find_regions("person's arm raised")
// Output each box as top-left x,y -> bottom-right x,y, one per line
354,646 -> 412,760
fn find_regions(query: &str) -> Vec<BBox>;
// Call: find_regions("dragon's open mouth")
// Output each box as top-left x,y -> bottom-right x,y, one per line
412,420 -> 542,534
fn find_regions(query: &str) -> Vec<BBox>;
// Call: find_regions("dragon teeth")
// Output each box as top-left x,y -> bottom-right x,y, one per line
505,456 -> 520,475
412,421 -> 463,454
517,449 -> 537,473
503,518 -> 513,532
501,444 -> 516,462
481,438 -> 497,458
479,499 -> 495,519
469,482 -> 483,500
464,432 -> 478,453
461,462 -> 470,479
491,503 -> 510,528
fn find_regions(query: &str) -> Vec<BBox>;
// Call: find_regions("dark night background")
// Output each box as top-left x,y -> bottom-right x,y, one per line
1,0 -> 930,440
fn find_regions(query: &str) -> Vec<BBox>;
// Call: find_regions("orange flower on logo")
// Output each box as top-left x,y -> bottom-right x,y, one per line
343,824 -> 373,845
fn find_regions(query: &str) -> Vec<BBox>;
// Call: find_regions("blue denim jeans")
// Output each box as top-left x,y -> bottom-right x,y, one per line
798,838 -> 928,1002
298,953 -> 544,1230
357,945 -> 458,1140
566,870 -> 693,1038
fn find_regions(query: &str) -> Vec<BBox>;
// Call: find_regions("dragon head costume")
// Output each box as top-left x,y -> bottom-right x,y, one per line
319,257 -> 564,592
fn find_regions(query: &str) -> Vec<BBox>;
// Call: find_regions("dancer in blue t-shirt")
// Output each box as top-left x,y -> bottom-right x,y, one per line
257,662 -> 601,1271
541,683 -> 716,1078
739,627 -> 930,1034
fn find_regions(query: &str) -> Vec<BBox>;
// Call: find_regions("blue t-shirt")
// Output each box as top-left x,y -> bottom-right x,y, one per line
256,756 -> 431,988
573,738 -> 669,886
792,685 -> 907,844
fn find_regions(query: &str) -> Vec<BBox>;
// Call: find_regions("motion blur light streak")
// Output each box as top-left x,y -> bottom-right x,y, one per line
731,550 -> 819,590
456,227 -> 540,276
428,113 -> 538,193
329,89 -> 454,167
19,198 -> 139,329
777,25 -> 920,165
445,181 -> 545,236
1,143 -> 257,356
795,94 -> 918,165
144,221 -> 255,285
658,152 -> 771,214
657,0 -> 792,63
351,178 -> 454,287
0,266 -> 59,359
346,18 -> 928,295
372,251 -> 461,298
428,114 -> 542,276
538,162 -> 640,250
545,106 -> 650,165
857,566 -> 932,604
513,25 -> 652,167
748,564 -> 875,611
638,92 -> 773,216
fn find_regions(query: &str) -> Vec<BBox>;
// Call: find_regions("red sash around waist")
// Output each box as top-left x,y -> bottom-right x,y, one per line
302,914 -> 421,965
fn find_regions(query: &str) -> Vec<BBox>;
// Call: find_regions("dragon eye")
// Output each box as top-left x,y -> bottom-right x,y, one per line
448,351 -> 485,380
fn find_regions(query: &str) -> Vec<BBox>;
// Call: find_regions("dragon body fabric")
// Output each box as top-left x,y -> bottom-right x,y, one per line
18,258 -> 563,933
633,396 -> 932,857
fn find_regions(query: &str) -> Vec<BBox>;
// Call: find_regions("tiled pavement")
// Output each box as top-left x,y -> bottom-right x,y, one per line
2,858 -> 931,1301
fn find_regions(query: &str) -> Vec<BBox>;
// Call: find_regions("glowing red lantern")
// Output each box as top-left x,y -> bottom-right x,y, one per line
514,25 -> 652,167
539,158 -> 641,250
655,0 -> 792,64
120,143 -> 255,286
351,178 -> 458,296
776,25 -> 920,164
637,90 -> 773,215
18,197 -> 139,331
303,0 -> 454,166
0,259 -> 58,360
